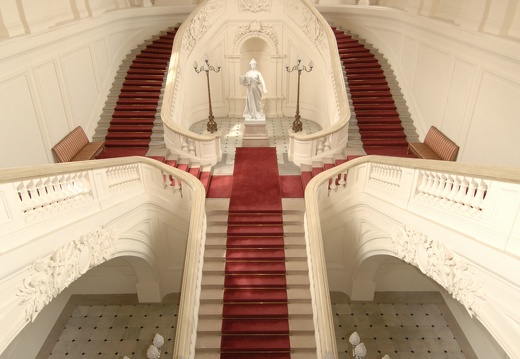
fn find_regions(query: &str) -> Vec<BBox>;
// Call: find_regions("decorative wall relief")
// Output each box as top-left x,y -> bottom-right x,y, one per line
234,20 -> 278,45
18,226 -> 117,322
182,0 -> 225,51
392,224 -> 485,317
239,0 -> 271,12
284,0 -> 327,52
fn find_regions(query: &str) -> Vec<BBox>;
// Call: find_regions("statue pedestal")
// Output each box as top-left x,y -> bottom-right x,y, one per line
243,117 -> 268,147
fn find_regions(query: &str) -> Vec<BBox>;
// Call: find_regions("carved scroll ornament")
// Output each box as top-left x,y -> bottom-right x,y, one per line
234,20 -> 278,45
18,226 -> 117,322
239,0 -> 271,12
392,224 -> 485,317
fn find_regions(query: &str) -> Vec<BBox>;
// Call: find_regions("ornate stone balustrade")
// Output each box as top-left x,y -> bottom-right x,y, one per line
305,156 -> 520,359
0,157 -> 206,357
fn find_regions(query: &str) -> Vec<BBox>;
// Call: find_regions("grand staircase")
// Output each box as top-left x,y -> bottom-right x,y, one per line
197,199 -> 316,358
95,27 -> 179,157
333,26 -> 418,157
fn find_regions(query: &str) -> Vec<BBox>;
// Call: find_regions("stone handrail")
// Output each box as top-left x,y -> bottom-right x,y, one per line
304,155 -> 520,359
160,0 -> 223,166
287,0 -> 351,166
0,157 -> 207,358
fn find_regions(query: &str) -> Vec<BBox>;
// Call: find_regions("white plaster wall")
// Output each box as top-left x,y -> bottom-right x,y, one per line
320,6 -> 520,166
0,7 -> 192,168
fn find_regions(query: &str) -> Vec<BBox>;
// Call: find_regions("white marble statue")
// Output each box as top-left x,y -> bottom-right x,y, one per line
240,58 -> 267,120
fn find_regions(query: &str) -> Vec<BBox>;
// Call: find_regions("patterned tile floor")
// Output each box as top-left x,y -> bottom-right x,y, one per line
39,292 -> 476,359
189,116 -> 322,165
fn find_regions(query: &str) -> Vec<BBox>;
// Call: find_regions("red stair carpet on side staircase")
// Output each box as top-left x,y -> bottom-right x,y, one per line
97,28 -> 178,159
222,147 -> 290,358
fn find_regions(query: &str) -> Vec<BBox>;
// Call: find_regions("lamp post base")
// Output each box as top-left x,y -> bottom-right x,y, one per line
207,115 -> 218,133
292,114 -> 303,132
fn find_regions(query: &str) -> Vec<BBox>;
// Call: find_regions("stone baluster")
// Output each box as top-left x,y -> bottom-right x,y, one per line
470,178 -> 488,212
316,138 -> 324,155
454,176 -> 469,210
462,177 -> 477,213
188,140 -> 196,156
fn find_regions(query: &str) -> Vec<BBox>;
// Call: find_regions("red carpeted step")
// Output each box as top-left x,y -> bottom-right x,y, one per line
112,111 -> 157,118
120,86 -> 162,93
358,123 -> 404,132
224,275 -> 287,288
199,171 -> 212,194
221,335 -> 290,352
361,138 -> 408,146
118,91 -> 162,98
223,303 -> 288,318
300,171 -> 313,191
323,163 -> 335,171
133,57 -> 170,65
342,57 -> 378,65
348,79 -> 389,87
114,105 -> 158,111
227,225 -> 284,236
176,163 -> 189,172
108,125 -> 154,132
221,353 -> 291,359
96,147 -> 148,158
357,117 -> 402,124
343,62 -> 381,69
350,90 -> 393,98
116,98 -> 159,105
353,103 -> 396,111
227,213 -> 283,224
349,85 -> 391,92
122,80 -> 163,87
126,68 -> 166,76
129,63 -> 167,70
106,132 -> 151,140
364,146 -> 415,157
355,109 -> 399,117
222,319 -> 289,334
165,159 -> 177,167
110,118 -> 155,125
105,139 -> 150,147
361,131 -> 406,139
137,52 -> 170,60
226,237 -> 285,248
225,261 -> 286,274
188,167 -> 201,178
226,248 -> 285,260
223,288 -> 287,302
345,67 -> 384,75
124,74 -> 165,81
311,166 -> 324,177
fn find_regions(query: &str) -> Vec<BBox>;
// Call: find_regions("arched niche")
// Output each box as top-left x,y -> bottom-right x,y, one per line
229,30 -> 284,117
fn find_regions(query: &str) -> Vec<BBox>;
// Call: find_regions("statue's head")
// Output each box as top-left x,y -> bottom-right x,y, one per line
250,58 -> 257,68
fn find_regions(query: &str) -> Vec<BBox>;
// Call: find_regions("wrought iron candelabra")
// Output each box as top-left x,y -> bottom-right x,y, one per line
193,54 -> 221,133
285,55 -> 313,132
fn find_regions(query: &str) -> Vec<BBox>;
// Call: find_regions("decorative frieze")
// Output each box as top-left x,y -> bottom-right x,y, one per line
182,0 -> 224,51
18,226 -> 117,322
239,0 -> 271,13
392,224 -> 485,317
234,20 -> 278,45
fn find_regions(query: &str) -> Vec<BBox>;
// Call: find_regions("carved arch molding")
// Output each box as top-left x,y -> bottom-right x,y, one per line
17,226 -> 117,322
392,224 -> 485,317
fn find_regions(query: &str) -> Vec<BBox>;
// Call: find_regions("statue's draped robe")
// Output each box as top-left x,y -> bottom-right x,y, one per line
243,71 -> 264,119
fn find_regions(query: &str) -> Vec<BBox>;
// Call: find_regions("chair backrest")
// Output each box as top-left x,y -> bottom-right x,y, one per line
52,126 -> 89,162
423,126 -> 459,161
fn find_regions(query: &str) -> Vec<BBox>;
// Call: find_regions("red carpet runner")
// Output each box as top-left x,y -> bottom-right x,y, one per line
98,28 -> 178,159
333,27 -> 412,157
222,148 -> 291,358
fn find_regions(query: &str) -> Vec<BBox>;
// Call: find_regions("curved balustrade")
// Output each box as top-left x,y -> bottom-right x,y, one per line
0,157 -> 206,358
304,155 -> 520,359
